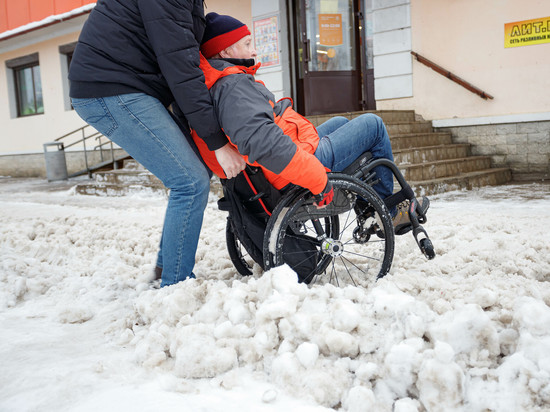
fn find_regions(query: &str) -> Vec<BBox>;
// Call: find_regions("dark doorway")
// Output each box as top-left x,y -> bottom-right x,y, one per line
291,0 -> 374,115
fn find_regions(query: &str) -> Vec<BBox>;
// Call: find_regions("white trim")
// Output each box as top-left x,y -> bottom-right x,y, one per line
0,15 -> 89,54
0,4 -> 95,40
433,112 -> 550,128
1,148 -> 80,156
372,0 -> 412,101
0,150 -> 48,156
0,145 -> 122,156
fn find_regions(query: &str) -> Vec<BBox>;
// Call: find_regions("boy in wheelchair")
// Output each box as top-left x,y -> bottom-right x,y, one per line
188,12 -> 428,234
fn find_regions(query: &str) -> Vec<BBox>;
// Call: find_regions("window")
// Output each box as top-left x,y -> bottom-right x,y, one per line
59,42 -> 77,111
6,53 -> 44,117
59,42 -> 76,69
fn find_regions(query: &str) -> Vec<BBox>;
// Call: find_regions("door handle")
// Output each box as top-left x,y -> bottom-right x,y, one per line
304,39 -> 311,62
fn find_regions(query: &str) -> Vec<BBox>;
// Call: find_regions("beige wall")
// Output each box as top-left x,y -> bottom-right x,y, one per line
0,3 -> 251,156
1,30 -> 85,154
377,0 -> 550,121
206,0 -> 252,31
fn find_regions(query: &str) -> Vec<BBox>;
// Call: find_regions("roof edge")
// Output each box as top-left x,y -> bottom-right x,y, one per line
0,4 -> 96,42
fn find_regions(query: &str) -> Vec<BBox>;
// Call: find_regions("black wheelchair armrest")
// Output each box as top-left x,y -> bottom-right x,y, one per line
342,151 -> 373,175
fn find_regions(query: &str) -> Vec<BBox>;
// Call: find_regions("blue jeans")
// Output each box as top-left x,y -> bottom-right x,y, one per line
72,93 -> 211,287
315,114 -> 395,212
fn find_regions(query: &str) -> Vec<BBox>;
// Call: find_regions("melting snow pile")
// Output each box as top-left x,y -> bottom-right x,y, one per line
1,179 -> 550,411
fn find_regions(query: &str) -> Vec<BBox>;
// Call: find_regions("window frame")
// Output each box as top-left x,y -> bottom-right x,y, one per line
6,53 -> 44,118
59,42 -> 77,111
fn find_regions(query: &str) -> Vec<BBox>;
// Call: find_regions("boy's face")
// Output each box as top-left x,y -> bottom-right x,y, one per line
221,35 -> 257,60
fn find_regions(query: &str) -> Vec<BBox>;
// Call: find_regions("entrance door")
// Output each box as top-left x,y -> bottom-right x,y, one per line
296,0 -> 362,115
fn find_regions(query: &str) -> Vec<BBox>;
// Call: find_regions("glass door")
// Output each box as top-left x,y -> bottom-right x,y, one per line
298,0 -> 362,115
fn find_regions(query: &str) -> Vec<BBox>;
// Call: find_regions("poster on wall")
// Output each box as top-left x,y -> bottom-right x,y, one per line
253,16 -> 280,67
319,14 -> 343,46
505,16 -> 550,48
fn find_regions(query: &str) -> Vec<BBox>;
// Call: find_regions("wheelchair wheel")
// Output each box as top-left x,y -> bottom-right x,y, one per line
263,174 -> 395,287
226,220 -> 254,276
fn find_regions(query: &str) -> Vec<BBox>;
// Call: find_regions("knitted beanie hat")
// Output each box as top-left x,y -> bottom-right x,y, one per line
200,12 -> 251,58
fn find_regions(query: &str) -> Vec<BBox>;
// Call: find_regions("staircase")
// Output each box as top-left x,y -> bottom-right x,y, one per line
73,159 -> 225,196
308,110 -> 512,195
74,110 -> 512,196
74,159 -> 167,196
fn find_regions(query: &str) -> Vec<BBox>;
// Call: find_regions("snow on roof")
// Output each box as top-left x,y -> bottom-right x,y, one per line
0,3 -> 96,41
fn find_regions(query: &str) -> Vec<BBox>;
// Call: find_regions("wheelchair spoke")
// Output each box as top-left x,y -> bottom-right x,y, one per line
340,254 -> 371,275
342,248 -> 384,261
340,209 -> 353,239
338,211 -> 359,238
344,246 -> 380,261
325,258 -> 339,287
265,174 -> 394,288
337,256 -> 358,287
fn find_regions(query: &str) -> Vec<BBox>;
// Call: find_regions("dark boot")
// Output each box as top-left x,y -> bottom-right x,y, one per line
154,266 -> 162,281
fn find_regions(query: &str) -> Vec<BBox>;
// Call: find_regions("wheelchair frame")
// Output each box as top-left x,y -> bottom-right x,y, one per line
221,152 -> 435,287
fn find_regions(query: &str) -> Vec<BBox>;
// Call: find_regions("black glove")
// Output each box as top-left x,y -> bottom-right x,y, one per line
313,181 -> 334,208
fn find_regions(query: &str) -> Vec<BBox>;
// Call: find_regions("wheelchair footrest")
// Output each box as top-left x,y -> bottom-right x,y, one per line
395,196 -> 436,260
413,225 -> 436,260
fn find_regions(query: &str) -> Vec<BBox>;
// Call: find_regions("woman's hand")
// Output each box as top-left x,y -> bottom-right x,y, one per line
215,143 -> 246,179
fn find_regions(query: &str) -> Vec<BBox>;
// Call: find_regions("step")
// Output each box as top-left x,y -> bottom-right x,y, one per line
399,156 -> 493,181
393,144 -> 471,164
409,168 -> 513,196
122,159 -> 146,170
75,177 -> 223,197
386,121 -> 433,136
95,169 -> 162,186
68,155 -> 131,178
307,110 -> 417,127
390,132 -> 453,150
74,182 -> 168,197
349,110 -> 417,124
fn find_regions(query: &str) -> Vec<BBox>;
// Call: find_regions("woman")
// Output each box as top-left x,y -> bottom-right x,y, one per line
69,0 -> 245,287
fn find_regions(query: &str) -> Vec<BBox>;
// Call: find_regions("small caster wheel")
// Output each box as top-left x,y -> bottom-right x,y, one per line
353,226 -> 371,244
420,238 -> 435,260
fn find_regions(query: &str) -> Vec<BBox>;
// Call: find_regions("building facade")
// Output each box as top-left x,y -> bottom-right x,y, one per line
1,0 -> 548,179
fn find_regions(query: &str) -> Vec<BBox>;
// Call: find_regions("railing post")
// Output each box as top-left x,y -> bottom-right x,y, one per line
82,128 -> 90,177
53,123 -> 120,178
98,136 -> 105,163
110,141 -> 117,169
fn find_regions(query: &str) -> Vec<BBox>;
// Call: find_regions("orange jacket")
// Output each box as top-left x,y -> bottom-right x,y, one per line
191,56 -> 328,194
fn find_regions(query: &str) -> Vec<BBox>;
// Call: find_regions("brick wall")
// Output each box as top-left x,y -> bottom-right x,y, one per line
436,121 -> 550,181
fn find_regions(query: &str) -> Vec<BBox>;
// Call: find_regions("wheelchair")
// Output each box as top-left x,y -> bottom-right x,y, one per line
219,151 -> 435,287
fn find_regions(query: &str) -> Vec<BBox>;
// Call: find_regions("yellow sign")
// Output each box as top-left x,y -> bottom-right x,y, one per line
505,16 -> 550,48
319,14 -> 343,46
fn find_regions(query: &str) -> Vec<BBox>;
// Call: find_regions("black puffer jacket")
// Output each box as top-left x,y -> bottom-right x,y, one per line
69,0 -> 226,150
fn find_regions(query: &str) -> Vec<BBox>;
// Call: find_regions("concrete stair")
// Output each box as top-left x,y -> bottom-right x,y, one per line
74,160 -> 167,196
74,159 -> 225,197
308,110 -> 512,195
74,109 -> 512,196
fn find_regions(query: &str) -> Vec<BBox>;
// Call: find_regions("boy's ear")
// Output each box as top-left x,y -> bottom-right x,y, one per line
219,49 -> 230,58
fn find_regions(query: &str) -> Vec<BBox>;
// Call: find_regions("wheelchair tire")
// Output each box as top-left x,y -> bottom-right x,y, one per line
263,173 -> 395,287
226,220 -> 254,276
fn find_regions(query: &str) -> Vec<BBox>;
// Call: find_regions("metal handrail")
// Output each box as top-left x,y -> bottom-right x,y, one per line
411,51 -> 494,100
93,135 -> 116,165
54,124 -> 121,176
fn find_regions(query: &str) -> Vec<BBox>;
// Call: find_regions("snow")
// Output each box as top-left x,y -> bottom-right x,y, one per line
1,177 -> 550,411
